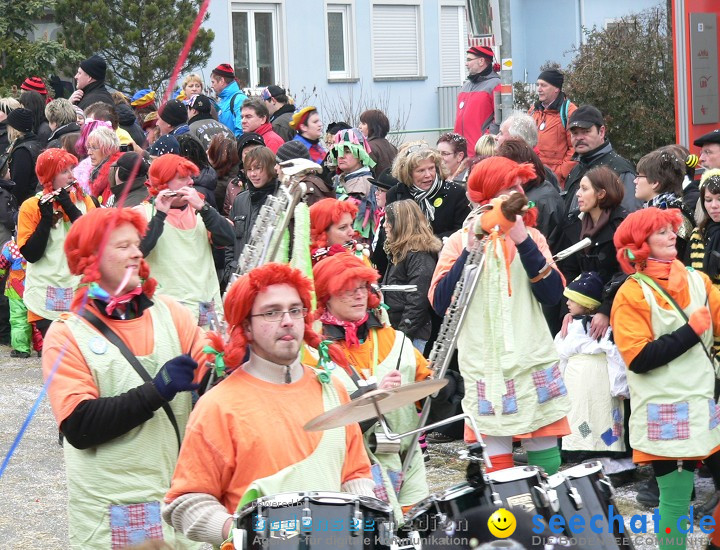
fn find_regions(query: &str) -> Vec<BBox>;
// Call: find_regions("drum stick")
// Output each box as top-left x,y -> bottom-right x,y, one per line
549,237 -> 592,264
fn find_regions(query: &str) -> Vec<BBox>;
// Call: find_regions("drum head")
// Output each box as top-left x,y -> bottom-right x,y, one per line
487,465 -> 543,483
561,461 -> 603,480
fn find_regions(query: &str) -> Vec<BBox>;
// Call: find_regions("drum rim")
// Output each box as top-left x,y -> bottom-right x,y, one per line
561,460 -> 603,479
487,465 -> 543,483
238,490 -> 393,514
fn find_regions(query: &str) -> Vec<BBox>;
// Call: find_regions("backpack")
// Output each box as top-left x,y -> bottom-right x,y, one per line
559,99 -> 570,129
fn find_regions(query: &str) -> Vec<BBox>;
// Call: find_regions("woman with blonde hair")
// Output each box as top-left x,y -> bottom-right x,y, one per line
475,133 -> 498,158
383,199 -> 442,352
87,126 -> 122,204
182,73 -> 204,100
387,141 -> 469,238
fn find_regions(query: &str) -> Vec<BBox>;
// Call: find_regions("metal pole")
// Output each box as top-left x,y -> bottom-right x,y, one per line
498,0 -> 513,122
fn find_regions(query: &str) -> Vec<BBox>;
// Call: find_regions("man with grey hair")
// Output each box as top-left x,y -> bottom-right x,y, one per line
45,98 -> 81,149
498,112 -> 559,190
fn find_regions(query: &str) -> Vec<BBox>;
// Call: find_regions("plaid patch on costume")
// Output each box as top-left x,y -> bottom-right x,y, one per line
387,469 -> 404,495
709,399 -> 720,430
532,364 -> 567,404
371,463 -> 389,503
477,380 -> 517,416
579,421 -> 591,438
45,286 -> 73,312
476,381 -> 495,415
612,407 -> 623,438
198,300 -> 216,327
647,402 -> 690,441
109,502 -> 164,549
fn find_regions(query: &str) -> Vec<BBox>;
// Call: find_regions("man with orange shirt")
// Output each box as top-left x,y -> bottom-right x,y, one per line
312,253 -> 431,521
163,263 -> 374,547
42,207 -> 207,549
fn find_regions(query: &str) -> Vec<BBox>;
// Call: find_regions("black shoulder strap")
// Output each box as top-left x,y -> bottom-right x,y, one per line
229,93 -> 239,117
80,309 -> 182,450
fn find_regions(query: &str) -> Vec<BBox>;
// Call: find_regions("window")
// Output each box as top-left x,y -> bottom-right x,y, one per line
231,4 -> 281,89
439,4 -> 466,86
326,3 -> 355,80
371,3 -> 424,80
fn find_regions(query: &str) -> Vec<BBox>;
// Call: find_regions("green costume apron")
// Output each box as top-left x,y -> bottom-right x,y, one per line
458,236 -> 570,436
627,269 -> 720,457
59,299 -> 199,549
142,202 -> 222,325
331,328 -> 429,523
24,199 -> 89,320
238,372 -> 347,509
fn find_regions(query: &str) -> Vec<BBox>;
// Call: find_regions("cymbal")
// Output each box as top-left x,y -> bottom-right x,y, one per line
304,378 -> 448,432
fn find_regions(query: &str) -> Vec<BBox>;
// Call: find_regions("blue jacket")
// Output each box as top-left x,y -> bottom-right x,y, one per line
217,81 -> 247,137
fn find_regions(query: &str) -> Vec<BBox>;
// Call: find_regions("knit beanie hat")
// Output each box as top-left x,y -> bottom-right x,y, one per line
159,100 -> 188,127
537,69 -> 564,89
131,89 -> 156,108
564,271 -> 604,310
35,148 -> 79,192
21,77 -> 48,96
467,45 -> 494,60
147,135 -> 180,157
211,64 -> 235,79
276,140 -> 311,163
115,152 -> 149,182
613,207 -> 683,274
6,108 -> 34,133
80,55 -> 107,81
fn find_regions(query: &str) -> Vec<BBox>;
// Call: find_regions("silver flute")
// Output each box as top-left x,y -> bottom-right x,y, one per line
39,181 -> 78,205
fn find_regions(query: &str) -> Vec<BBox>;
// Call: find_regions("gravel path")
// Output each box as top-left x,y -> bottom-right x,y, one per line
0,346 -> 715,549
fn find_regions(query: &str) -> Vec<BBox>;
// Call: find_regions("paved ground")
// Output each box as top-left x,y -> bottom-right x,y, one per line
0,345 -> 716,549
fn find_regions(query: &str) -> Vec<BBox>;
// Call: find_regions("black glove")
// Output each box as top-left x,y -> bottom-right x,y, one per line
152,354 -> 200,401
38,198 -> 54,220
55,188 -> 82,221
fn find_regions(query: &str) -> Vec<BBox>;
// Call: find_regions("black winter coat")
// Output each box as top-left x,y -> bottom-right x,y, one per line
383,250 -> 438,341
46,123 -> 81,150
77,81 -> 114,110
386,181 -> 470,239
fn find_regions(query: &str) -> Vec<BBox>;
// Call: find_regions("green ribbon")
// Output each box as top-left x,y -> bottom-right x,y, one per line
202,345 -> 226,377
314,340 -> 336,384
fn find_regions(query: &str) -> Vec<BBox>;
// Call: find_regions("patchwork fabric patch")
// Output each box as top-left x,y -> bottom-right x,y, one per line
532,364 -> 567,404
601,428 -> 619,446
387,469 -> 404,495
578,421 -> 591,438
198,300 -> 217,327
612,407 -> 623,438
647,402 -> 690,441
709,399 -> 720,430
371,463 -> 389,503
477,381 -> 495,416
109,501 -> 163,549
477,380 -> 518,416
45,286 -> 73,312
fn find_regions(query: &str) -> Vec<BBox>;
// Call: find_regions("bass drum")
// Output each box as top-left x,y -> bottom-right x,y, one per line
234,491 -> 395,549
405,465 -> 554,535
547,461 -> 634,550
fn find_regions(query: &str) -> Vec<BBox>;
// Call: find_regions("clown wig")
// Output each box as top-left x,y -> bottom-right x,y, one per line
312,252 -> 381,315
467,156 -> 538,227
222,262 -> 348,370
309,198 -> 358,249
613,207 -> 683,274
147,154 -> 199,196
65,208 -> 156,311
35,148 -> 80,194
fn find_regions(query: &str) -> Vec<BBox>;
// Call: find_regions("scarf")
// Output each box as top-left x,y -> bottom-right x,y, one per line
579,209 -> 611,240
704,221 -> 720,278
104,286 -> 144,317
637,258 -> 689,306
248,179 -> 279,205
468,65 -> 493,83
409,176 -> 444,222
320,309 -> 369,348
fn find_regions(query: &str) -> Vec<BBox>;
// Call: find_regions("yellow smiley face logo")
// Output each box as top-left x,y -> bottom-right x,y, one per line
487,507 -> 516,538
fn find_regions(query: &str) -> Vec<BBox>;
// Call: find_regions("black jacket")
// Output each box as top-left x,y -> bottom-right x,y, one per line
8,134 -> 41,205
193,165 -> 218,210
77,80 -> 114,110
558,205 -> 628,316
386,180 -> 470,239
46,122 -> 81,150
383,250 -> 438,341
526,179 -> 564,254
269,104 -> 296,142
116,103 -> 147,147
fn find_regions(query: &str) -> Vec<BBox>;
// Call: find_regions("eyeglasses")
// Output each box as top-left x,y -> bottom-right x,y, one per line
250,308 -> 308,322
87,145 -> 99,152
338,284 -> 369,300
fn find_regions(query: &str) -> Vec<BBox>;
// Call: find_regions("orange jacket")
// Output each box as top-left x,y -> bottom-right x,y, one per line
529,96 -> 577,189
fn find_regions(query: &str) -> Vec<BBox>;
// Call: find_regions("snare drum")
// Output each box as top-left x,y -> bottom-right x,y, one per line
405,466 -> 554,534
235,491 -> 395,549
547,462 -> 634,550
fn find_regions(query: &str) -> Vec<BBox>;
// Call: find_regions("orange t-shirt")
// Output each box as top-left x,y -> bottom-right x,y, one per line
165,366 -> 372,513
43,296 -> 208,425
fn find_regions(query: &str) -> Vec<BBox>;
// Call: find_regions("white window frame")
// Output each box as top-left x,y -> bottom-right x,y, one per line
438,0 -> 466,87
228,1 -> 286,93
370,0 -> 426,81
325,1 -> 358,81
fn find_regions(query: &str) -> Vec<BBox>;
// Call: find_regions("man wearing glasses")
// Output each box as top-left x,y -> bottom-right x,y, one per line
164,262 -> 375,546
453,45 -> 501,152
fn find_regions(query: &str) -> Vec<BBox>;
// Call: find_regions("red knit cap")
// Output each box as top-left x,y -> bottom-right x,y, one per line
35,148 -> 78,193
309,198 -> 358,249
613,207 -> 682,274
64,208 -> 156,311
312,252 -> 380,314
468,45 -> 493,59
21,77 -> 47,96
147,154 -> 199,196
222,263 -> 340,368
212,63 -> 235,79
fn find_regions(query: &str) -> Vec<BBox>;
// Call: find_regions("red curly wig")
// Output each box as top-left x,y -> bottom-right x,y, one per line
147,154 -> 199,196
614,207 -> 683,274
312,252 -> 381,315
35,148 -> 79,194
467,156 -> 538,227
222,262 -> 349,370
64,208 -> 156,311
309,198 -> 358,249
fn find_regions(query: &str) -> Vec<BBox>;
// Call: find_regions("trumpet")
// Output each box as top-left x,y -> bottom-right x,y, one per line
39,181 -> 78,205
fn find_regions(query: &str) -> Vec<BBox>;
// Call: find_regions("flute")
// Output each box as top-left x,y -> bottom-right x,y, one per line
39,181 -> 78,205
